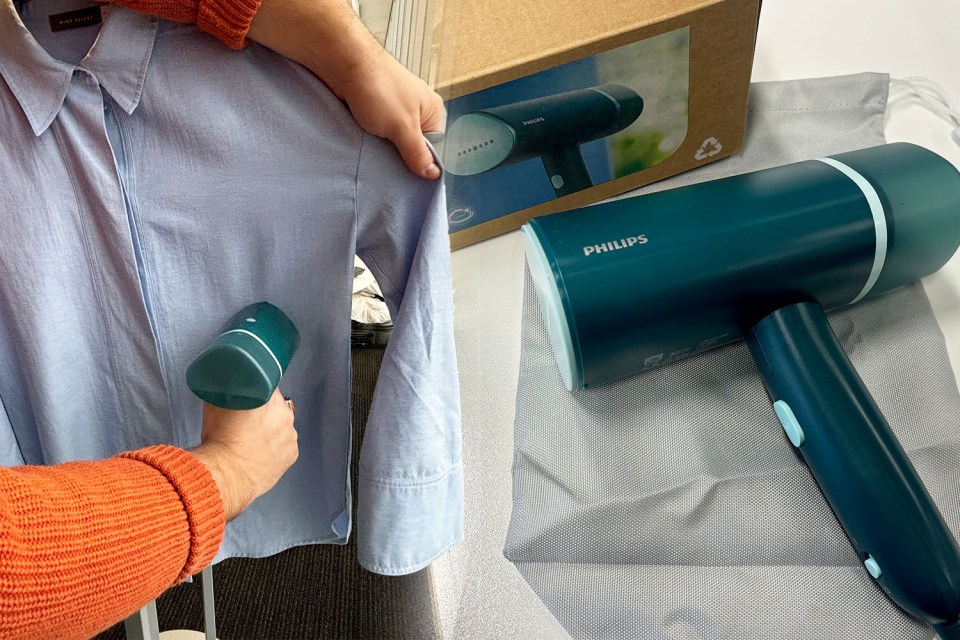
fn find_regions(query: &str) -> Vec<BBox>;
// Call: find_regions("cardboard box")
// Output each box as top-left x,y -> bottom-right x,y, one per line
387,0 -> 761,249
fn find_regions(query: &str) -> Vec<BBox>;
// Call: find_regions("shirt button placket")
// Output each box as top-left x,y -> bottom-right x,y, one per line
54,69 -> 173,449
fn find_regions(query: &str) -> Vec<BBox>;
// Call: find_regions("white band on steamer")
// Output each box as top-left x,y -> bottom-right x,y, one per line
220,328 -> 284,379
815,157 -> 888,304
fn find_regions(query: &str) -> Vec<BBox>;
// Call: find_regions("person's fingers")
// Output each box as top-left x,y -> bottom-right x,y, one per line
391,120 -> 441,180
270,387 -> 295,414
421,93 -> 446,134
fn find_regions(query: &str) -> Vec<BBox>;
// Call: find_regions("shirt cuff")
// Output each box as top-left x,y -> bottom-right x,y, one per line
196,0 -> 262,50
358,461 -> 464,575
119,445 -> 226,580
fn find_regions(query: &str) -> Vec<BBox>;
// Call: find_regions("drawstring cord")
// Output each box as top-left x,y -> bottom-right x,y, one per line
890,76 -> 960,148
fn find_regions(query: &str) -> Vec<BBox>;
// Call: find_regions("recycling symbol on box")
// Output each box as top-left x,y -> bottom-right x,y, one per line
695,137 -> 723,160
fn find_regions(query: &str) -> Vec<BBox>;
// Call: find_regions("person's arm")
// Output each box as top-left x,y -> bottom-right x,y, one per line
0,390 -> 296,640
0,447 -> 223,640
110,0 -> 445,180
246,0 -> 445,180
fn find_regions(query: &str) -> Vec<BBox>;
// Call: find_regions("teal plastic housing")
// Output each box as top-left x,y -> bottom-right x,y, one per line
444,84 -> 644,197
747,302 -> 960,632
523,143 -> 960,391
445,84 -> 644,176
523,143 -> 960,634
186,302 -> 300,409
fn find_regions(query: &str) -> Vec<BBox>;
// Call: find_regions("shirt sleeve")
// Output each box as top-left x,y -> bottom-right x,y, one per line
0,445 -> 225,640
109,0 -> 260,49
354,133 -> 464,575
0,395 -> 23,466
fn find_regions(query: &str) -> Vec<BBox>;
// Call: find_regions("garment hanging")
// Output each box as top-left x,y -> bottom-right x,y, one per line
0,1 -> 462,574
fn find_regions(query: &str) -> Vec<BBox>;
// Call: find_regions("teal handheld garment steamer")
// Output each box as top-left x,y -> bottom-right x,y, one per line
523,143 -> 960,637
443,84 -> 644,197
186,302 -> 300,409
177,301 -> 298,640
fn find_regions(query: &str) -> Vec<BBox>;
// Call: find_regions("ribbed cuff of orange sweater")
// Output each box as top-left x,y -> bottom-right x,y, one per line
120,445 -> 226,580
111,0 -> 261,50
196,0 -> 262,49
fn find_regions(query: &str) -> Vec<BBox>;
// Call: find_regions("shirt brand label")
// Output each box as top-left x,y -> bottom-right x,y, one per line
582,235 -> 648,257
49,6 -> 102,32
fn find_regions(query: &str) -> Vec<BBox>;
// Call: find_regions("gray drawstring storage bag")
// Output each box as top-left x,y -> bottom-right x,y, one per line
505,72 -> 960,640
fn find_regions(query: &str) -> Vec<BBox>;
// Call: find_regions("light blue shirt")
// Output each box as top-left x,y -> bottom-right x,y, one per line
0,0 -> 462,575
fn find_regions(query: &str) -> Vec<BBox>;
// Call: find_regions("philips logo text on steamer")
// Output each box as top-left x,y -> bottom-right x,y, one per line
522,117 -> 545,126
583,235 -> 648,256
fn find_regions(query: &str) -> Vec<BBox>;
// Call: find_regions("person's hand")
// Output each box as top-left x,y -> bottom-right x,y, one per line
247,0 -> 445,180
331,48 -> 445,180
191,390 -> 298,520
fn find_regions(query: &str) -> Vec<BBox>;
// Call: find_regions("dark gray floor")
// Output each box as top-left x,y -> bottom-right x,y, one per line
96,347 -> 439,640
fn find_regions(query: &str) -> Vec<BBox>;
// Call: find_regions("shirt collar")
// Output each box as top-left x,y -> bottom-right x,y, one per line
0,0 -> 158,136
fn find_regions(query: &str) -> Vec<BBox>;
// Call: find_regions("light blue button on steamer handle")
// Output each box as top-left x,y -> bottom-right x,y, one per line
186,302 -> 300,410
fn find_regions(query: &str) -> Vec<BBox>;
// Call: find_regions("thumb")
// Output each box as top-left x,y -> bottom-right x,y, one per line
391,123 -> 442,180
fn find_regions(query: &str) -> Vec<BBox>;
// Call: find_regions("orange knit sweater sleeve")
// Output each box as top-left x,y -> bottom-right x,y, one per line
0,445 -> 225,640
111,0 -> 261,49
